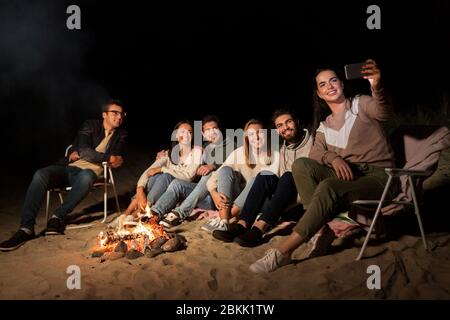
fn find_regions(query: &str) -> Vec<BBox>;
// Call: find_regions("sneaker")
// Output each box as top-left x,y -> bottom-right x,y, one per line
304,224 -> 335,259
249,248 -> 291,273
0,230 -> 36,251
159,212 -> 182,228
45,217 -> 65,235
213,223 -> 246,242
201,217 -> 221,233
234,227 -> 263,247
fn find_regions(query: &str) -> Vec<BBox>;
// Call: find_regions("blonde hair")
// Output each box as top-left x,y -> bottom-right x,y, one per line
243,119 -> 272,168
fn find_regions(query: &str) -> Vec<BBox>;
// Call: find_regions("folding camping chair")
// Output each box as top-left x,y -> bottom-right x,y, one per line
45,145 -> 121,229
353,125 -> 450,261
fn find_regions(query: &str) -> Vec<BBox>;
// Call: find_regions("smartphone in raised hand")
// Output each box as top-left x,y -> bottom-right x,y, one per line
344,62 -> 366,80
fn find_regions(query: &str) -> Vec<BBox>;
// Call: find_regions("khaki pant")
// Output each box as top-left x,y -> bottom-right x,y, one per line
291,158 -> 391,240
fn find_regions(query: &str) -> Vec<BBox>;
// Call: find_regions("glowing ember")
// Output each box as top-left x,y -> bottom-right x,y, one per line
93,205 -> 168,254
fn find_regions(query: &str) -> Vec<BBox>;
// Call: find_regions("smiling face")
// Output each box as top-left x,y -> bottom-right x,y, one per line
315,70 -> 345,103
176,123 -> 193,146
246,123 -> 265,151
274,113 -> 298,143
102,104 -> 124,129
202,120 -> 221,144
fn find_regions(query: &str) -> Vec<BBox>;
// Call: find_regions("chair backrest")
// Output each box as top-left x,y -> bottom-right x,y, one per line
390,125 -> 443,169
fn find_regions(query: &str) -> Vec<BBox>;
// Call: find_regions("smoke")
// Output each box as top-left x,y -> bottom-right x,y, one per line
0,0 -> 108,192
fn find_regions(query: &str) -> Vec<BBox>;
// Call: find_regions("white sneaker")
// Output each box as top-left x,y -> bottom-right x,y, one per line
215,219 -> 228,232
304,224 -> 335,259
249,248 -> 291,273
201,217 -> 228,233
159,212 -> 182,228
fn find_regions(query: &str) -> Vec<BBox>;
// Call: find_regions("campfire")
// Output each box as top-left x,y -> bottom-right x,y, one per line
91,205 -> 186,262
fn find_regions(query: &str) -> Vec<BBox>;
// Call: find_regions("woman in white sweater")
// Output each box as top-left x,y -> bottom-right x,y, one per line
205,119 -> 279,235
124,120 -> 202,217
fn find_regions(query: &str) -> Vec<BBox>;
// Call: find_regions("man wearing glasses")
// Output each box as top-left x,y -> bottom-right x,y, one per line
0,100 -> 128,251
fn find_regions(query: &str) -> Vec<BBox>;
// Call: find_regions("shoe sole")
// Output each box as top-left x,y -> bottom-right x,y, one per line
45,231 -> 64,236
159,221 -> 181,228
305,231 -> 335,258
0,241 -> 27,251
234,237 -> 261,248
212,231 -> 234,242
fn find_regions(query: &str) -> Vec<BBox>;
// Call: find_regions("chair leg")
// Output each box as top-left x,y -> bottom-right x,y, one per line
109,167 -> 121,215
356,175 -> 393,261
102,168 -> 108,224
46,191 -> 51,222
408,176 -> 428,250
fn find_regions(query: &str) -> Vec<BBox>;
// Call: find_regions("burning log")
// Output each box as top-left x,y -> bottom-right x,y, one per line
161,234 -> 186,252
92,205 -> 186,261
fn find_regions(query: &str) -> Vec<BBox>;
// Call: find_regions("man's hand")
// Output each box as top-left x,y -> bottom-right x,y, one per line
147,167 -> 162,177
211,190 -> 231,210
68,151 -> 80,163
109,155 -> 124,168
197,164 -> 214,176
331,157 -> 354,181
362,59 -> 381,90
156,150 -> 169,160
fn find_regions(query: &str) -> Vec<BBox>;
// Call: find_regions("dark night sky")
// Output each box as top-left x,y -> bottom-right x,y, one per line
0,0 -> 449,194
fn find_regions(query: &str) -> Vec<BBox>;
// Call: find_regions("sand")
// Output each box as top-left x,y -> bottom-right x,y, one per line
1,148 -> 450,300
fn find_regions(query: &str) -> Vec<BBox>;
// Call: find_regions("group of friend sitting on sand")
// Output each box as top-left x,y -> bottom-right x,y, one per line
1,59 -> 398,273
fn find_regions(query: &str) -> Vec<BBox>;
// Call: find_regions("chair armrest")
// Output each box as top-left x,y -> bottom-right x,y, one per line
65,144 -> 74,157
385,168 -> 433,177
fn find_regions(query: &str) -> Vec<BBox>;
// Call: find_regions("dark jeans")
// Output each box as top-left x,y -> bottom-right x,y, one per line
20,165 -> 97,230
238,171 -> 299,227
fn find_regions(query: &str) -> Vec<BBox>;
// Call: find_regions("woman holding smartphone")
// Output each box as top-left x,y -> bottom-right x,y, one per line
250,59 -> 396,273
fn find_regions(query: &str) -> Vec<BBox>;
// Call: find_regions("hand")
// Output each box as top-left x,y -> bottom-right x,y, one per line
211,190 -> 231,210
197,164 -> 214,176
68,151 -> 80,162
109,155 -> 124,168
147,167 -> 162,177
331,157 -> 354,181
136,191 -> 148,211
362,59 -> 381,90
156,150 -> 168,160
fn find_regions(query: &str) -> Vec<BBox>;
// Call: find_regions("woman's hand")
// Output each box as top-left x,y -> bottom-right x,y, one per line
156,150 -> 168,160
211,190 -> 231,210
147,167 -> 162,177
362,59 -> 381,90
331,157 -> 354,181
197,164 -> 214,176
136,189 -> 148,211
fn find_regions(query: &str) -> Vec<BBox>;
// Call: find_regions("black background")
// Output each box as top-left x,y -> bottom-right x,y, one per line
1,0 -> 449,195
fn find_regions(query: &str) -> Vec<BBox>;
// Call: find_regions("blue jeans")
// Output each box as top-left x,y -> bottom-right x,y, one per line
20,165 -> 97,230
145,173 -> 175,204
239,171 -> 299,226
217,166 -> 255,210
151,168 -> 254,219
152,174 -> 214,219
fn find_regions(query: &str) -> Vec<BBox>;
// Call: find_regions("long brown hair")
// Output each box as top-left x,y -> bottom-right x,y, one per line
243,119 -> 272,169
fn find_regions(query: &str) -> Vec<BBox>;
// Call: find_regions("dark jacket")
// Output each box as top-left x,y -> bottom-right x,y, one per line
58,119 -> 128,166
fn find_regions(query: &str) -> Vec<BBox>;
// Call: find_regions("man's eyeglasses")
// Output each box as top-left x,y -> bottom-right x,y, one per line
106,110 -> 127,118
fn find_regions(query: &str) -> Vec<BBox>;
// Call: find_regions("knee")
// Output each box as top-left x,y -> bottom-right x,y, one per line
78,170 -> 96,186
160,173 -> 173,182
220,166 -> 233,176
316,178 -> 339,197
32,168 -> 48,183
292,157 -> 315,175
168,179 -> 183,192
